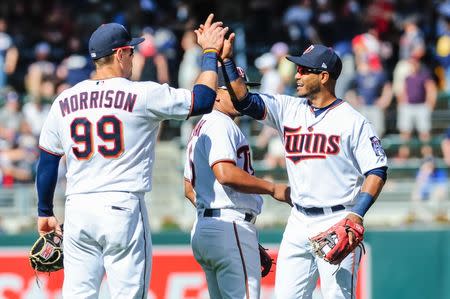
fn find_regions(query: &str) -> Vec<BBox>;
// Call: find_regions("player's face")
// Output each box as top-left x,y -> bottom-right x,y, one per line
295,66 -> 323,97
217,88 -> 240,117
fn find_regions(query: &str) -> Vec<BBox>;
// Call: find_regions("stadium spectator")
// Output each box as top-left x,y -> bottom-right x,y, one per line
255,52 -> 283,94
436,13 -> 450,91
24,42 -> 56,99
132,27 -> 170,84
178,30 -> 202,145
22,78 -> 54,136
0,17 -> 18,91
56,37 -> 93,86
347,58 -> 393,137
178,30 -> 202,89
442,126 -> 450,166
407,156 -> 449,223
396,57 -> 437,159
271,41 -> 296,95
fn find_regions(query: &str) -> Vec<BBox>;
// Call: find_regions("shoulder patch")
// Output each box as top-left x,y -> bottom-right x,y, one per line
370,136 -> 385,156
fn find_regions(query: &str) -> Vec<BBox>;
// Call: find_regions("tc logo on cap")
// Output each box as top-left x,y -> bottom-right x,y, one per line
303,45 -> 315,54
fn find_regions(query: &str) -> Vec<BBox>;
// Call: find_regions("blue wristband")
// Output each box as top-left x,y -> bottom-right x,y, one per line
223,59 -> 240,82
201,51 -> 218,72
350,192 -> 374,217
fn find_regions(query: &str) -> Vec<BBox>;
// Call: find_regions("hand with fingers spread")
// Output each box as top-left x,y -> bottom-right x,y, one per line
195,13 -> 228,52
221,32 -> 235,61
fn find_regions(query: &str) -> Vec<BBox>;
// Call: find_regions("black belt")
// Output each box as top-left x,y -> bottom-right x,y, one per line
203,209 -> 255,222
295,204 -> 345,216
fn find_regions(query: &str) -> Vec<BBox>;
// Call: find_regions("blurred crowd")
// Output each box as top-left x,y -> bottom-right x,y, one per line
0,0 -> 449,195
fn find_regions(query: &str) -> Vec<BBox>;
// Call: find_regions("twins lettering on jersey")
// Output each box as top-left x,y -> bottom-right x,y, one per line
283,125 -> 340,163
59,90 -> 137,117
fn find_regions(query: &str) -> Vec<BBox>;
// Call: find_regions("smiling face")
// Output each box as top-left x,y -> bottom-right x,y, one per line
294,66 -> 325,97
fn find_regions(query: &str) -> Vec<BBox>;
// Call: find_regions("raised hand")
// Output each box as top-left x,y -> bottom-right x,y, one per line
195,13 -> 228,52
221,32 -> 235,61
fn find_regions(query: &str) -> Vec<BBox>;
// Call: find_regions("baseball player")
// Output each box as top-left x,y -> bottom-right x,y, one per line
184,61 -> 292,298
35,15 -> 228,298
221,42 -> 388,298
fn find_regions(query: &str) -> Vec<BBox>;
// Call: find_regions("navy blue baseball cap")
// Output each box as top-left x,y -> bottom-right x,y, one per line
89,23 -> 145,60
287,44 -> 342,79
218,66 -> 260,89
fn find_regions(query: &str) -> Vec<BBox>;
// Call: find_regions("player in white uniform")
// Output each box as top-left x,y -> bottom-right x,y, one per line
184,63 -> 292,299
221,43 -> 388,298
36,16 -> 228,298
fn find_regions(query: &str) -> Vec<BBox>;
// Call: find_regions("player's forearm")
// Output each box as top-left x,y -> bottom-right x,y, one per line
350,174 -> 385,219
221,59 -> 249,101
214,164 -> 275,195
189,50 -> 219,117
361,174 -> 385,199
36,149 -> 61,217
194,50 -> 219,91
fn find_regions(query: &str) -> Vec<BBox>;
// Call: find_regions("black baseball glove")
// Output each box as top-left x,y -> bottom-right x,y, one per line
29,229 -> 64,272
259,243 -> 273,277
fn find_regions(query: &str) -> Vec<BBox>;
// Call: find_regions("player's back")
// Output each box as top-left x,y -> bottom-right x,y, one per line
40,77 -> 191,196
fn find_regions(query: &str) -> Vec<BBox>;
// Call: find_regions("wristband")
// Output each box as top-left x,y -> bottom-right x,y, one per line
201,51 -> 218,72
350,192 -> 374,217
203,48 -> 219,54
223,59 -> 240,82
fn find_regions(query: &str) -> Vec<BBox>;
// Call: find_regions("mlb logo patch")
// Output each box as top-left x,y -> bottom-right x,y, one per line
370,136 -> 385,156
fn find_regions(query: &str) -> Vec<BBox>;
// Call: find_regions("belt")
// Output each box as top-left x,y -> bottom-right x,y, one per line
295,204 -> 345,216
203,208 -> 255,222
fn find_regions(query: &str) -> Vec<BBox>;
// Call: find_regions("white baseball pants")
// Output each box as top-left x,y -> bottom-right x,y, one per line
63,191 -> 152,299
275,208 -> 362,299
191,209 -> 261,299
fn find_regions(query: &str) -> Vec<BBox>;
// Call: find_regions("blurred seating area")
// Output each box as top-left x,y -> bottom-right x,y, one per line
0,0 -> 449,233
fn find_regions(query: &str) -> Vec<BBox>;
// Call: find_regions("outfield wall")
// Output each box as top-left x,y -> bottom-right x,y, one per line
0,228 -> 449,299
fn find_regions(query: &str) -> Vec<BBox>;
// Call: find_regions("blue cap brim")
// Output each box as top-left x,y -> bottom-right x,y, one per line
286,55 -> 316,68
129,37 -> 145,47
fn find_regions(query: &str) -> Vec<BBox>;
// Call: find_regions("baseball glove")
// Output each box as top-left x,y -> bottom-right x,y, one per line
29,229 -> 64,272
310,218 -> 365,265
259,243 -> 273,277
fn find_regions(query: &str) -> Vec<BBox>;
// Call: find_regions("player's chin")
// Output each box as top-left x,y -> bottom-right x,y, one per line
296,87 -> 307,97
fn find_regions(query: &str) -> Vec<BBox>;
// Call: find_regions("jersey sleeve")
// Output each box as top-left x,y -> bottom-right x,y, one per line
144,82 -> 192,120
353,121 -> 388,174
258,93 -> 298,132
39,103 -> 64,156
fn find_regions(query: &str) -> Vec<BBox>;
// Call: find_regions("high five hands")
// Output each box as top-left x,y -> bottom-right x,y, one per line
195,14 -> 229,52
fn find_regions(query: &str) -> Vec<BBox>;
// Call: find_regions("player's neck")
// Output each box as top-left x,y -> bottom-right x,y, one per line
308,91 -> 337,108
92,66 -> 124,80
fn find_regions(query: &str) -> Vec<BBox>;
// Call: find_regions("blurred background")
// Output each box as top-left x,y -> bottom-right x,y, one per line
0,0 -> 449,298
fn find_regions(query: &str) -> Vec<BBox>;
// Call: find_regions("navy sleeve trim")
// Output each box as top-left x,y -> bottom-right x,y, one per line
233,92 -> 266,120
190,84 -> 216,117
365,166 -> 388,181
36,149 -> 62,217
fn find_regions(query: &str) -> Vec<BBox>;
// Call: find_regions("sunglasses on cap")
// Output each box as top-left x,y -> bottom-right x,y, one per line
296,65 -> 325,75
113,45 -> 135,56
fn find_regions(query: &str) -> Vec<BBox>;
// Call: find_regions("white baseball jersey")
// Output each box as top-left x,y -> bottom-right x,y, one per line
258,94 -> 387,208
184,110 -> 263,215
39,77 -> 192,196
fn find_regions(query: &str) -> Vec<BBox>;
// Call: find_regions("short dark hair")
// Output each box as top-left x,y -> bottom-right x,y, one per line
94,54 -> 115,68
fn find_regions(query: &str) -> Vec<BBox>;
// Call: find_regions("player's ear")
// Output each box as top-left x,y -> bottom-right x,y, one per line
115,49 -> 125,62
320,71 -> 331,84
